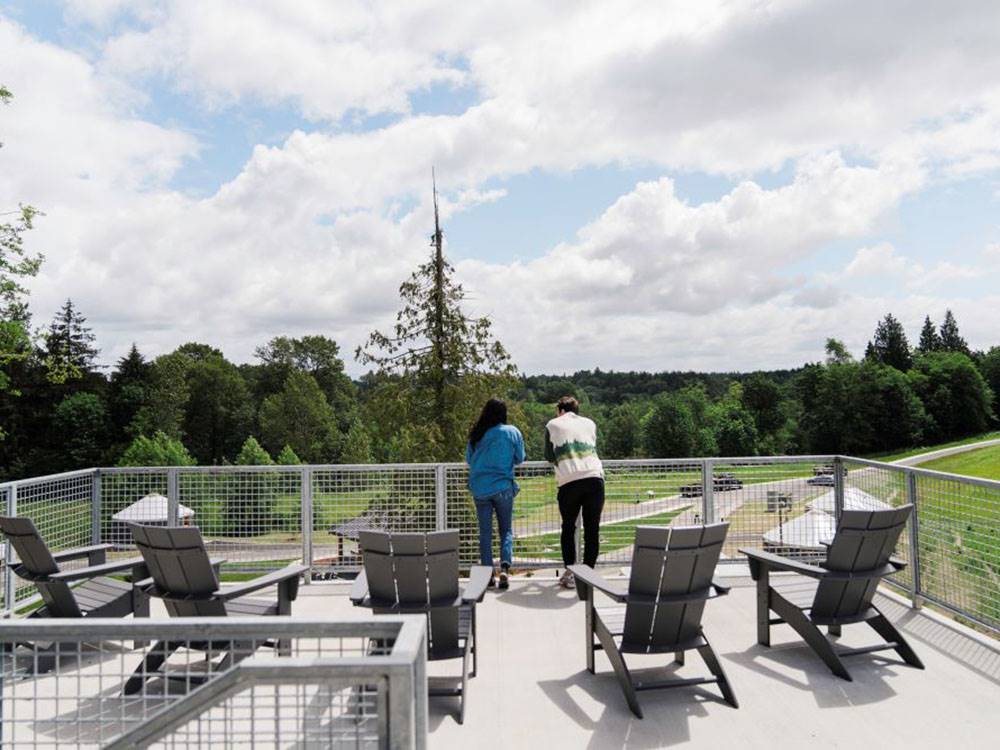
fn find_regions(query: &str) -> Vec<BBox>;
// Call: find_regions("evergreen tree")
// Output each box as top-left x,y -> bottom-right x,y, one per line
43,299 -> 98,382
235,436 -> 273,465
865,313 -> 912,371
917,315 -> 941,353
939,309 -> 970,355
108,343 -> 151,442
357,177 -> 517,460
276,444 -> 302,465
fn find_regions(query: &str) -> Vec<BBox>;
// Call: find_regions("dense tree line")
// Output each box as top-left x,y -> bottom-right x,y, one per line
0,299 -> 997,479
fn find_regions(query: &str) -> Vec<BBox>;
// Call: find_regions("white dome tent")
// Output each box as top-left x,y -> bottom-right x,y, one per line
111,493 -> 195,547
763,488 -> 892,554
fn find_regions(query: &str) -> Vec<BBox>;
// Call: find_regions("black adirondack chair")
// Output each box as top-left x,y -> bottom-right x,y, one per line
570,523 -> 737,718
741,504 -> 924,681
350,529 -> 492,724
123,524 -> 307,695
0,516 -> 150,672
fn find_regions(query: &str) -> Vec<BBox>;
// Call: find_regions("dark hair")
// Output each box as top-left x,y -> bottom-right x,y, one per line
557,395 -> 579,414
469,398 -> 508,449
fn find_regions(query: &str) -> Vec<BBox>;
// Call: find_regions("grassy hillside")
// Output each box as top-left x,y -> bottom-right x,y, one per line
917,444 -> 1000,481
866,431 -> 1000,464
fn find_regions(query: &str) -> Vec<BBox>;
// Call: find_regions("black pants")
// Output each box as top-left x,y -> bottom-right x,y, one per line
558,477 -> 605,567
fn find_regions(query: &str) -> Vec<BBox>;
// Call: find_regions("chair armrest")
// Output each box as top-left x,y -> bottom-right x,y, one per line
134,577 -> 155,592
461,566 -> 493,603
740,548 -> 827,579
569,565 -> 627,603
711,579 -> 731,597
216,564 -> 307,601
889,555 -> 907,572
52,544 -> 113,564
49,557 -> 147,582
349,570 -> 369,606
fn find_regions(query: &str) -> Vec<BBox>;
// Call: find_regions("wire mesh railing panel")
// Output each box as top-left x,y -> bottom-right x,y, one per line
910,470 -> 1000,631
312,466 -> 438,574
177,468 -> 305,573
594,460 -> 707,565
147,681 -> 385,749
0,617 -> 424,749
99,469 -> 168,551
5,471 -> 95,609
710,458 -> 838,562
842,459 -> 914,589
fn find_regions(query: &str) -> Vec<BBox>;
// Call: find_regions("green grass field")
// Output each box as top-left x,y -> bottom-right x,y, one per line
915,444 -> 1000,481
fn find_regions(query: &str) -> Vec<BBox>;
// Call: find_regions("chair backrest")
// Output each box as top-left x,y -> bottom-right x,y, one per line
0,516 -> 60,577
130,524 -> 220,604
811,505 -> 912,621
621,523 -> 729,652
359,530 -> 461,655
0,516 -> 82,617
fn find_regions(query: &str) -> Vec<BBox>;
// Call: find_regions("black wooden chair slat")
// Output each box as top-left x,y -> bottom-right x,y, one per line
742,504 -> 924,681
573,523 -> 737,717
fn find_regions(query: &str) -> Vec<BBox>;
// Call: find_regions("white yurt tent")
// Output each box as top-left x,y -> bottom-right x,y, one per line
111,493 -> 195,547
763,487 -> 892,554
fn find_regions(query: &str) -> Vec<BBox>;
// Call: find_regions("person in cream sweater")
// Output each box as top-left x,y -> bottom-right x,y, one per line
544,396 -> 605,588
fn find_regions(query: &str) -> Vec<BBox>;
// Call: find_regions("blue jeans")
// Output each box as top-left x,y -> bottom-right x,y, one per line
474,488 -> 514,568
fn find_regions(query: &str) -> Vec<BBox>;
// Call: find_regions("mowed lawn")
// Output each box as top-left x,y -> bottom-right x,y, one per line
917,444 -> 1000,481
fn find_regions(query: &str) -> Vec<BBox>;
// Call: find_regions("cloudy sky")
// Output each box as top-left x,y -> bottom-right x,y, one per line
2,1 -> 999,376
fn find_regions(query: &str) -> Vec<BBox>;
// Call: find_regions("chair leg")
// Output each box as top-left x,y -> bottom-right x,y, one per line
471,607 -> 478,678
770,593 -> 852,681
867,612 -> 924,670
593,614 -> 642,718
673,650 -> 685,666
828,624 -> 841,638
123,640 -> 177,695
585,588 -> 596,674
458,639 -> 471,725
756,567 -> 771,647
132,589 -> 150,649
697,637 -> 738,708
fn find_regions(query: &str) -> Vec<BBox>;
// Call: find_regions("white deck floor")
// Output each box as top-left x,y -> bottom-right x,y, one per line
295,575 -> 1000,750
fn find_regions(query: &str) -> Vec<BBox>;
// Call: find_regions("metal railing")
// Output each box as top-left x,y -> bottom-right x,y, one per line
2,455 -> 998,634
0,615 -> 428,749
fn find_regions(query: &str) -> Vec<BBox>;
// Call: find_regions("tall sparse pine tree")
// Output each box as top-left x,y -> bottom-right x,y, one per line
917,315 -> 941,353
357,175 -> 517,460
865,313 -> 912,371
939,309 -> 969,355
44,299 -> 98,382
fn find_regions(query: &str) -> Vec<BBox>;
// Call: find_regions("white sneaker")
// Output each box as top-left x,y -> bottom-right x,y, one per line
559,570 -> 575,589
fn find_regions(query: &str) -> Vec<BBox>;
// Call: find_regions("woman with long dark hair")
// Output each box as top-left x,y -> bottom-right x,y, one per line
465,398 -> 525,589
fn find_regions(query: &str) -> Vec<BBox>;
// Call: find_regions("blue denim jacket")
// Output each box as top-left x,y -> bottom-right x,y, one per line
465,424 -> 525,499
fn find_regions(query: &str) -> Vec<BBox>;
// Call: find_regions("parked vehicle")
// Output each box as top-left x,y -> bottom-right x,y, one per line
806,474 -> 835,486
678,473 -> 744,498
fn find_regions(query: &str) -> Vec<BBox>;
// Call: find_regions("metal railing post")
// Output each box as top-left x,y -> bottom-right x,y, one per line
301,466 -> 313,584
833,456 -> 845,520
167,468 -> 180,526
91,469 -> 102,546
702,459 -> 715,524
3,483 -> 16,617
434,465 -> 447,531
906,470 -> 923,609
